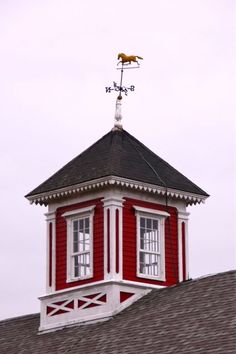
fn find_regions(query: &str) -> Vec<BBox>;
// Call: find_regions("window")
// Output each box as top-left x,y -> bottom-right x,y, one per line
62,205 -> 95,282
134,206 -> 169,281
139,216 -> 160,276
72,217 -> 91,278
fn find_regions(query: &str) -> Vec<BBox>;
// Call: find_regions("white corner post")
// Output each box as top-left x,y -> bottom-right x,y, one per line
45,211 -> 56,293
178,211 -> 190,282
103,197 -> 124,281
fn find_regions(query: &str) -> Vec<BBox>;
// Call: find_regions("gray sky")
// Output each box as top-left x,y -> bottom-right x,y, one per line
0,0 -> 235,320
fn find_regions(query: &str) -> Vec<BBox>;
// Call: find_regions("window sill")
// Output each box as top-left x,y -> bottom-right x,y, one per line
66,274 -> 93,283
137,273 -> 166,282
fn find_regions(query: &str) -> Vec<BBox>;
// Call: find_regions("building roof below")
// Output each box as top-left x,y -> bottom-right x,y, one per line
0,270 -> 235,354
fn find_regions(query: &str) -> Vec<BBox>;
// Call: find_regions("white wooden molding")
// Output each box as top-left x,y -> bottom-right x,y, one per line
26,176 -> 207,206
39,282 -> 152,333
134,205 -> 170,218
45,212 -> 56,293
178,211 -> 190,281
102,196 -> 124,281
62,205 -> 96,218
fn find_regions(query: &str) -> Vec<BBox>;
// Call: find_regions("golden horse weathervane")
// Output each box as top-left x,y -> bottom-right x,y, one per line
106,52 -> 143,129
105,52 -> 143,96
117,53 -> 143,66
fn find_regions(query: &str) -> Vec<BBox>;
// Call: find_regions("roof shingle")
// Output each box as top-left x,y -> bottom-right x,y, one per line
26,129 -> 208,198
0,270 -> 235,354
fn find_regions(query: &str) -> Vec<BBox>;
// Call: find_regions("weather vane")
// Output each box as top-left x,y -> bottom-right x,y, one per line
106,52 -> 143,129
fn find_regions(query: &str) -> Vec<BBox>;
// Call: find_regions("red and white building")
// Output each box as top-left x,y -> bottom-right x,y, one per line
26,126 -> 208,332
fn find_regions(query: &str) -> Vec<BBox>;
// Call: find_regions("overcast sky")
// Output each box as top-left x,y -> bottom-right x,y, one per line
0,0 -> 235,320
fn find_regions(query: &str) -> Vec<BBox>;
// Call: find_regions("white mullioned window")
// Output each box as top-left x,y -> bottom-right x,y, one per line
62,205 -> 95,282
134,206 -> 169,281
72,217 -> 90,278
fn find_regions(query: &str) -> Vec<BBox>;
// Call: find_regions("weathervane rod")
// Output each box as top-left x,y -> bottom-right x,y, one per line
118,65 -> 124,98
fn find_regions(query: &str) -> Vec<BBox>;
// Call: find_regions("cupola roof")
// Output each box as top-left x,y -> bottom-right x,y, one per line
26,128 -> 208,201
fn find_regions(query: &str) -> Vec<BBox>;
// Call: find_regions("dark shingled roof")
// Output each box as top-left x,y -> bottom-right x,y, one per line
26,129 -> 208,197
0,270 -> 235,354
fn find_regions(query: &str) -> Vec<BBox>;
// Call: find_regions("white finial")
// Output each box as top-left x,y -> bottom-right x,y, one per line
114,95 -> 123,130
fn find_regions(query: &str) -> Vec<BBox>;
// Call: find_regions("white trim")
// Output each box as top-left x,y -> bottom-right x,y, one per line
39,282 -> 152,333
178,220 -> 183,282
118,204 -> 123,280
62,205 -> 96,218
178,211 -> 190,220
39,278 -> 165,300
26,175 -> 208,206
64,207 -> 95,283
102,197 -> 124,208
45,211 -> 56,221
185,220 -> 189,279
135,209 -> 167,282
178,211 -> 190,281
45,212 -> 56,293
102,197 -> 124,280
48,188 -> 187,213
134,205 -> 170,218
119,279 -> 166,289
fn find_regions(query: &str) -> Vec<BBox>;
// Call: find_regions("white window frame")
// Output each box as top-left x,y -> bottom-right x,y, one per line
62,205 -> 95,283
134,206 -> 169,282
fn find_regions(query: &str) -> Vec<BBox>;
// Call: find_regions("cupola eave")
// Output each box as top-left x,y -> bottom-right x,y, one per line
25,175 -> 208,206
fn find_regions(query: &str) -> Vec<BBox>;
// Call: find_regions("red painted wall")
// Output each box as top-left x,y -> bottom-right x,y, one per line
55,198 -> 104,291
123,198 -> 179,286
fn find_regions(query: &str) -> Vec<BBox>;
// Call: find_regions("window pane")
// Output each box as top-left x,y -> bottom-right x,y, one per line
79,219 -> 84,230
84,231 -> 90,251
139,252 -> 146,274
153,220 -> 158,230
74,255 -> 79,277
139,251 -> 159,276
73,222 -> 79,253
78,231 -> 84,252
140,217 -> 160,253
147,218 -> 151,229
140,217 -> 145,228
73,220 -> 78,230
73,239 -> 79,253
73,253 -> 90,278
85,217 -> 89,229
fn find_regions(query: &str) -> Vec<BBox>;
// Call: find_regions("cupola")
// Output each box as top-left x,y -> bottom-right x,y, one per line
26,127 -> 208,332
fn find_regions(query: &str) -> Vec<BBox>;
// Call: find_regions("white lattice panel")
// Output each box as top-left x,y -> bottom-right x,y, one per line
39,282 -> 150,332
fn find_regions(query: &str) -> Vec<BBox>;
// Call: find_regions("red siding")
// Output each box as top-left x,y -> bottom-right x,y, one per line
55,198 -> 104,291
123,198 -> 179,286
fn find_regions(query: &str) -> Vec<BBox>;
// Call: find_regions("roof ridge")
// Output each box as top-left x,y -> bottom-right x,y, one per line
122,129 -> 209,196
123,130 -> 166,187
